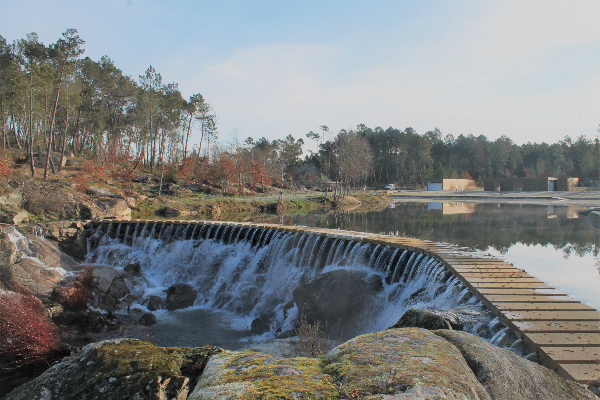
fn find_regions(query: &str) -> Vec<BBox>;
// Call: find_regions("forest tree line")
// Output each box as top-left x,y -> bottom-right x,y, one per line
1,30 -> 599,191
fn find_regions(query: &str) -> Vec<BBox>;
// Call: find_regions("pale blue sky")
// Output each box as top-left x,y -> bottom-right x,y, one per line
1,0 -> 599,149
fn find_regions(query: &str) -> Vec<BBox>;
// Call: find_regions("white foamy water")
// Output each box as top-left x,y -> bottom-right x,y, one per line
86,222 -> 508,349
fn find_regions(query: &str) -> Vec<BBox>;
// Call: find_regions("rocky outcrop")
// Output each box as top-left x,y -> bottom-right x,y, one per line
0,207 -> 28,224
5,329 -> 597,399
434,330 -> 597,400
4,339 -> 222,400
95,198 -> 131,219
0,226 -> 77,296
30,221 -> 89,261
325,328 -> 491,399
90,267 -> 130,312
165,283 -> 198,311
292,268 -> 383,337
189,350 -> 336,400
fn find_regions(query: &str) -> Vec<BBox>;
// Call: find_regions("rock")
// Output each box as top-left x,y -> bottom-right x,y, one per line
90,267 -> 130,312
138,312 -> 156,326
292,269 -> 383,337
155,206 -> 189,217
0,231 -> 22,266
0,191 -> 23,209
0,207 -> 28,224
95,198 -> 131,219
57,201 -> 93,221
85,186 -> 120,198
188,350 -> 336,400
4,339 -> 222,400
165,283 -> 198,311
0,258 -> 66,297
33,221 -> 90,261
146,295 -> 163,311
391,308 -> 456,330
434,330 -> 598,400
65,159 -> 79,167
324,328 -> 491,399
243,336 -> 338,358
123,262 -> 142,277
250,311 -> 276,335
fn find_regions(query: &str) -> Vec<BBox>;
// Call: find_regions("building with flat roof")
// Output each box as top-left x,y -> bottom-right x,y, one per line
483,177 -> 579,191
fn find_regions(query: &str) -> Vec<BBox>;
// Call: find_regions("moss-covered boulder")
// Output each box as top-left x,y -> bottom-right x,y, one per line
5,339 -> 222,400
323,328 -> 491,399
189,351 -> 337,400
434,330 -> 597,400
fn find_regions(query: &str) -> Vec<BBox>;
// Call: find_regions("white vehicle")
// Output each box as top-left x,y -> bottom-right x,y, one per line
384,184 -> 395,190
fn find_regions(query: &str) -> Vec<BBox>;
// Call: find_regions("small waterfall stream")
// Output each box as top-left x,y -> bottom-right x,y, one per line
85,222 -> 514,349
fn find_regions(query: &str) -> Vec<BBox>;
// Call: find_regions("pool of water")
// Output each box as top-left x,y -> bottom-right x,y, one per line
251,202 -> 600,310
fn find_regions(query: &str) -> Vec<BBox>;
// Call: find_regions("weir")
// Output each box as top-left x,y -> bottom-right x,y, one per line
82,219 -> 600,384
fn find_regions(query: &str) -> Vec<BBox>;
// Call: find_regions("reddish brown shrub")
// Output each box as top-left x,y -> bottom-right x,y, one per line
0,289 -> 61,367
51,270 -> 92,312
0,158 -> 12,178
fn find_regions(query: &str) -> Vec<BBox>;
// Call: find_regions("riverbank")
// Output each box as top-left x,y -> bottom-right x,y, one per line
389,190 -> 600,207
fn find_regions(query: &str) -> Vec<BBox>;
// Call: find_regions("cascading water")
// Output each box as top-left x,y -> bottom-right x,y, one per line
86,222 -> 518,351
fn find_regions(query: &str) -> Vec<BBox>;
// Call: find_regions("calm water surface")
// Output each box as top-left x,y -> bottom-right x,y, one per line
251,202 -> 600,310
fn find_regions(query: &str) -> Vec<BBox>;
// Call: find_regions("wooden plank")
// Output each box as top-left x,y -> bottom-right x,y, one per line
469,282 -> 554,289
524,332 -> 600,347
484,295 -> 579,303
476,288 -> 566,296
539,347 -> 600,363
555,363 -> 600,384
458,272 -> 532,278
503,311 -> 600,321
465,277 -> 545,283
493,302 -> 597,312
511,320 -> 600,333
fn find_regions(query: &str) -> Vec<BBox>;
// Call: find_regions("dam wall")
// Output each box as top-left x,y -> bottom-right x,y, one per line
81,219 -> 600,384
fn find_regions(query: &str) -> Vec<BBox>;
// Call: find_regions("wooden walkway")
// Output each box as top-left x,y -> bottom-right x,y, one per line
94,219 -> 600,384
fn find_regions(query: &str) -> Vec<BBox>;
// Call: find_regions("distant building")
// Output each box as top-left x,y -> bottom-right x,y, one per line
427,179 -> 478,191
483,177 -> 579,192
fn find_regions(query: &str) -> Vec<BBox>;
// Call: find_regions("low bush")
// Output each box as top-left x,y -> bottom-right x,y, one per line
0,288 -> 61,368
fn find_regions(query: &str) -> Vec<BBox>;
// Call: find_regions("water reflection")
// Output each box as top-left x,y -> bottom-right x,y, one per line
250,202 -> 600,309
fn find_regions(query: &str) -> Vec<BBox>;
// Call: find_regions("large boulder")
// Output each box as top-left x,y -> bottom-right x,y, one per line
324,328 -> 491,399
0,231 -> 21,266
31,221 -> 90,261
0,207 -> 28,224
165,283 -> 198,311
4,339 -> 222,400
90,267 -> 130,312
189,351 -> 336,400
95,198 -> 131,219
292,269 -> 383,337
0,258 -> 66,296
434,330 -> 597,400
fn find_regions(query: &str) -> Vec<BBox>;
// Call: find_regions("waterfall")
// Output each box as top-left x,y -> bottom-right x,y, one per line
86,222 -> 505,346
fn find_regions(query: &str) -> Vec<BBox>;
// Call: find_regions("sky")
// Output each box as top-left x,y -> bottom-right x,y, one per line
1,0 -> 599,150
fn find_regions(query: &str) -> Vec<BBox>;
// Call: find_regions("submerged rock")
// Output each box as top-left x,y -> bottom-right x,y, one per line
146,295 -> 163,311
292,268 -> 383,337
138,312 -> 156,326
250,311 -> 276,335
165,283 -> 198,311
435,330 -> 597,400
391,308 -> 457,330
4,339 -> 222,400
